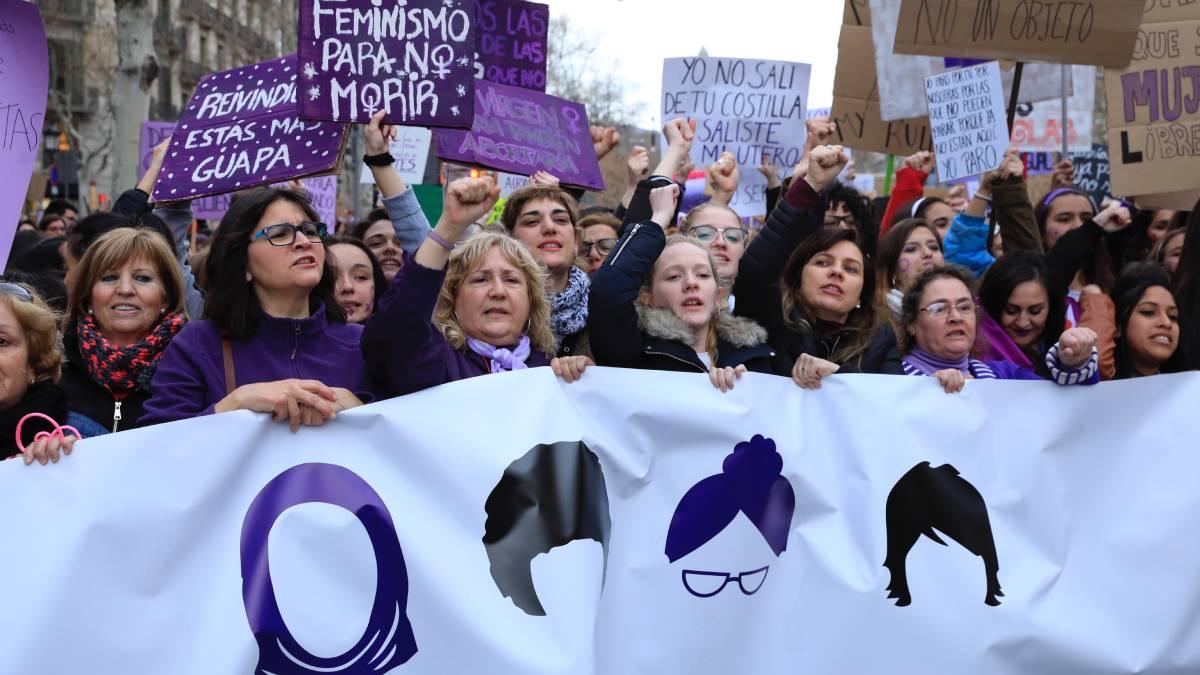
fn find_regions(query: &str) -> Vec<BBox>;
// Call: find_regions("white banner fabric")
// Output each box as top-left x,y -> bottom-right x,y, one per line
2,369 -> 1200,674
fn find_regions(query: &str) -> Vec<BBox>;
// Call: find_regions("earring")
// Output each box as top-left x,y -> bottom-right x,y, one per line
856,302 -> 862,309
160,307 -> 167,315
87,307 -> 94,315
245,273 -> 252,282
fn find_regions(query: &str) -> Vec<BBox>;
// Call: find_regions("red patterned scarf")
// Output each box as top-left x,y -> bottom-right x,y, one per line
76,312 -> 185,395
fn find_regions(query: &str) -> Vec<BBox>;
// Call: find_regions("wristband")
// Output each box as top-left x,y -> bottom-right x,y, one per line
974,191 -> 992,203
363,152 -> 395,167
427,230 -> 456,251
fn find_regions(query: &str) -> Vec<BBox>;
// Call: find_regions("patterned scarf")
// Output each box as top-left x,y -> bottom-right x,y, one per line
76,312 -> 186,395
902,345 -> 971,376
549,266 -> 589,347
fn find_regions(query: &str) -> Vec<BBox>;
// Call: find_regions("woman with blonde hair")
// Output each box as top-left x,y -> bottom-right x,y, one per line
363,176 -> 591,399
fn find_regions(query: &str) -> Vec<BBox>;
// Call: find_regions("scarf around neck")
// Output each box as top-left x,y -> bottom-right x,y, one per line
886,287 -> 904,316
549,266 -> 589,346
902,345 -> 971,376
977,311 -> 1033,368
76,311 -> 186,395
467,335 -> 532,373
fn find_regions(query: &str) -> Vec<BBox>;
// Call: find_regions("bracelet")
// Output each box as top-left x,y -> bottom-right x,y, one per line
974,191 -> 992,203
363,152 -> 395,167
427,230 -> 456,251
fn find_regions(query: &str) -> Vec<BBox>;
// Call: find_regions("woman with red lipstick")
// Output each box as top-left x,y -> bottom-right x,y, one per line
589,184 -> 775,392
1110,264 -> 1180,379
899,265 -> 1099,393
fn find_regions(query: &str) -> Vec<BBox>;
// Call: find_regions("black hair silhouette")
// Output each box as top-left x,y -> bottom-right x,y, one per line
482,441 -> 611,616
883,462 -> 1003,607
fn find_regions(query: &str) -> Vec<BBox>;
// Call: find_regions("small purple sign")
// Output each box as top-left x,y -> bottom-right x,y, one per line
297,0 -> 477,127
152,55 -> 348,203
0,0 -> 49,268
434,81 -> 605,191
139,121 -> 176,176
475,0 -> 548,92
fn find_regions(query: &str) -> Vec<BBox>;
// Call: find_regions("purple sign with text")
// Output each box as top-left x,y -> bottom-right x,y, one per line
434,81 -> 604,191
475,0 -> 548,92
152,55 -> 348,203
0,0 -> 48,268
297,0 -> 477,127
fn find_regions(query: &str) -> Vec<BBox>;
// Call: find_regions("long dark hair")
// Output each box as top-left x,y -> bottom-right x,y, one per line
780,229 -> 879,367
875,218 -> 942,304
1171,204 -> 1200,371
203,187 -> 345,339
825,182 -> 877,257
328,235 -> 389,313
1113,263 -> 1176,379
978,250 -> 1065,364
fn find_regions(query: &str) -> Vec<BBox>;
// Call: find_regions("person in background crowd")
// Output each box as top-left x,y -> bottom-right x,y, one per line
976,251 -> 1069,378
9,230 -> 42,266
363,176 -> 590,399
1154,228 -> 1186,277
8,238 -> 69,312
943,147 -> 1043,277
578,212 -> 621,277
898,265 -> 1099,393
0,282 -> 80,465
140,186 -> 367,430
61,229 -> 187,435
681,199 -> 747,290
500,184 -> 592,360
1046,200 -> 1131,325
875,219 -> 944,319
36,215 -> 66,239
735,145 -> 903,388
1107,264 -> 1179,380
352,208 -> 405,282
904,197 -> 955,241
1122,208 -> 1185,265
16,219 -> 35,233
43,199 -> 78,233
823,182 -> 877,258
589,184 -> 774,392
1037,187 -> 1098,252
328,236 -> 387,324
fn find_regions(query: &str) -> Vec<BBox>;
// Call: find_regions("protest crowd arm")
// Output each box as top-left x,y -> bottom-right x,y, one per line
1079,287 -> 1118,380
1045,219 -> 1106,296
990,174 -> 1042,256
879,164 -> 928,234
587,220 -> 666,368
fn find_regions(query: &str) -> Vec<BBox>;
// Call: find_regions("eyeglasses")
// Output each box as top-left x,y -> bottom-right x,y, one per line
252,221 -> 328,247
824,214 -> 859,227
0,282 -> 34,303
689,225 -> 748,245
921,300 -> 976,318
579,238 -> 617,256
681,565 -> 770,598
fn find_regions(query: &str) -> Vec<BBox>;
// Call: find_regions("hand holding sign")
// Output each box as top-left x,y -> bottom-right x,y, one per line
527,171 -> 560,188
997,147 -> 1024,180
804,145 -> 850,193
591,126 -> 621,161
137,139 -> 173,196
1051,160 -> 1075,190
364,110 -> 399,156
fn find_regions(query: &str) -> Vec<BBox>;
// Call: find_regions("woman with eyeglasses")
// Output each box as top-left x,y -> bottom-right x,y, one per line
681,202 -> 748,289
898,265 -> 1099,393
578,213 -> 621,276
140,187 -> 368,431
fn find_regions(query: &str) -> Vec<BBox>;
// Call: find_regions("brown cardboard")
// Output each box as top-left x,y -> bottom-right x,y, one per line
1104,5 -> 1200,197
24,172 -> 46,216
893,0 -> 1143,69
1133,191 -> 1200,211
844,0 -> 871,25
831,21 -> 933,155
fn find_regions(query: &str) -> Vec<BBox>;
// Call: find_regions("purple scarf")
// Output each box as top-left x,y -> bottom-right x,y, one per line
977,311 -> 1033,369
902,345 -> 970,376
467,336 -> 531,373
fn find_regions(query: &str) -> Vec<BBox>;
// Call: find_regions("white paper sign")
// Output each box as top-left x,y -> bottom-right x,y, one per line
868,0 -> 1070,122
1012,65 -> 1095,153
926,61 -> 1008,182
661,56 -> 811,217
358,126 -> 433,185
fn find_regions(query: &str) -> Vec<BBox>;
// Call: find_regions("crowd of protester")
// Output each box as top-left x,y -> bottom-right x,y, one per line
4,108 -> 1197,466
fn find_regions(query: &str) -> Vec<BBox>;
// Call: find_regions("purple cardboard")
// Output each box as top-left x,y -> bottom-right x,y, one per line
475,0 -> 548,92
139,121 -> 177,176
0,0 -> 49,268
434,81 -> 605,191
152,55 -> 349,203
298,0 -> 477,127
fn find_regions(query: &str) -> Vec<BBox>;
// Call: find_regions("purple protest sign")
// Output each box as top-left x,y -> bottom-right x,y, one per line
475,0 -> 548,92
297,0 -> 477,127
0,1 -> 48,268
139,121 -> 177,176
151,55 -> 348,203
434,81 -> 605,191
302,175 -> 338,226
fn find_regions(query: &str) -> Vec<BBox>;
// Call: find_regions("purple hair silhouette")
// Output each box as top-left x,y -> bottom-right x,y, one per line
664,435 -> 796,563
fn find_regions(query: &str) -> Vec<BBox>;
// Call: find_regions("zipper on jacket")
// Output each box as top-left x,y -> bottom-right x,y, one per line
644,348 -> 707,373
112,401 -> 122,433
291,322 -> 301,360
608,223 -> 641,265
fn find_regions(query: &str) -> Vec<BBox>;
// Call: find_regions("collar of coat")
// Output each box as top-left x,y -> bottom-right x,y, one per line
635,304 -> 768,349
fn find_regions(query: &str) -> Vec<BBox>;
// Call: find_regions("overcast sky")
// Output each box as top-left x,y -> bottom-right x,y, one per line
547,0 -> 844,128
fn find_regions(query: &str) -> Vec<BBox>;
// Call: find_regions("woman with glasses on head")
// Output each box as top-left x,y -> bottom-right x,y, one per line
898,265 -> 1099,393
578,212 -> 621,276
140,187 -> 368,431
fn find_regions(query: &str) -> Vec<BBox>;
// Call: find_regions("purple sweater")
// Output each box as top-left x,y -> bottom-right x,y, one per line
362,251 -> 551,400
139,304 -> 369,426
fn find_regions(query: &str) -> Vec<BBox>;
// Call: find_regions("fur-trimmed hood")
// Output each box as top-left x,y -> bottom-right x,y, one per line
635,304 -> 768,348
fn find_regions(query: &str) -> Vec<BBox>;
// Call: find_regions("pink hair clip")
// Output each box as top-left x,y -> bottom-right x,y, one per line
15,413 -> 81,456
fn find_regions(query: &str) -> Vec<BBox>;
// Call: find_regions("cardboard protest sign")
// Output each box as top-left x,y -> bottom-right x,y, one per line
139,121 -> 177,176
1068,143 -> 1111,204
660,56 -> 811,217
475,0 -> 548,91
1012,66 -> 1095,153
0,0 -> 48,267
869,0 -> 1071,122
434,80 -> 604,190
358,126 -> 433,186
297,0 -> 476,126
892,0 -> 1143,68
152,55 -> 349,203
831,4 -> 934,156
925,61 -> 1008,182
1104,3 -> 1200,197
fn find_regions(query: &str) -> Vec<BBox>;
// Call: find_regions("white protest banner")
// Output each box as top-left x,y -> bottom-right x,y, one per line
662,56 -> 810,217
926,61 -> 1009,182
868,0 -> 1070,122
4,368 -> 1200,673
1012,66 -> 1096,153
358,126 -> 433,185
